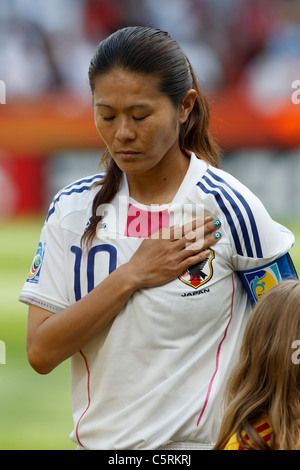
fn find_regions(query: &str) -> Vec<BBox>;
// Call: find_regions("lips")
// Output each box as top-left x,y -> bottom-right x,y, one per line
116,150 -> 140,154
115,150 -> 141,160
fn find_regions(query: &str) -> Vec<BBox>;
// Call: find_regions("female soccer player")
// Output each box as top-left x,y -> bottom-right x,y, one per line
19,27 -> 297,450
213,280 -> 300,450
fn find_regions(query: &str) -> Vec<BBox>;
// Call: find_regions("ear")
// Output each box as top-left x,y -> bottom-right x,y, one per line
179,89 -> 197,124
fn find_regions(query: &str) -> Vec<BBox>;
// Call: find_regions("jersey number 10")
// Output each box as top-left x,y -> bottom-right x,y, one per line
71,244 -> 117,301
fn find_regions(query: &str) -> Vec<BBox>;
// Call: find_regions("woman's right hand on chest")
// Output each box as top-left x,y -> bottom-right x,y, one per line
125,216 -> 222,289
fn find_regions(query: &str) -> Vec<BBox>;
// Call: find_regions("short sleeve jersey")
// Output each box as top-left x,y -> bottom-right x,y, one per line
19,154 -> 295,450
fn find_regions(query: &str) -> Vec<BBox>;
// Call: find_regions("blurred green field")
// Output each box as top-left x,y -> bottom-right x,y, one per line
0,216 -> 299,450
0,217 -> 75,450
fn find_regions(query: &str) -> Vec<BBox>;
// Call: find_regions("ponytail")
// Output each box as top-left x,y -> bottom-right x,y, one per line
181,63 -> 220,168
81,150 -> 122,249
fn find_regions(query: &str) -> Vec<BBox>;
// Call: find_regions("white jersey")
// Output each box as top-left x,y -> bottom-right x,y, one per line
19,153 -> 295,450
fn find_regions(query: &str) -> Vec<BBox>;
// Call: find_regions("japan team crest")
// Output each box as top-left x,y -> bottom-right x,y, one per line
179,249 -> 215,289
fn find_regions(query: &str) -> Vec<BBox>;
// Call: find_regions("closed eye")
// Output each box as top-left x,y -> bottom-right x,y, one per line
133,115 -> 150,121
101,115 -> 150,122
102,116 -> 115,121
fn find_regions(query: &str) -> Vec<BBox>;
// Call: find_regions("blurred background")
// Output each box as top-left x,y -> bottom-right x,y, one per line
0,0 -> 299,450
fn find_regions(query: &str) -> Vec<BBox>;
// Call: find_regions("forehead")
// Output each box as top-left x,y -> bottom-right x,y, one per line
93,67 -> 167,106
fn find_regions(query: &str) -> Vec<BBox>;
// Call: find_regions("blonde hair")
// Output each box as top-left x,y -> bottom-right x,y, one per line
214,280 -> 300,450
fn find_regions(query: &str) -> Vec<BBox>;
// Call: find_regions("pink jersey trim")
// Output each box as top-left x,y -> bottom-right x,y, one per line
75,350 -> 91,447
197,273 -> 235,426
19,295 -> 61,312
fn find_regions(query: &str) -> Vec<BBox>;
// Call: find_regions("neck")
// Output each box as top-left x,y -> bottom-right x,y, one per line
126,149 -> 190,205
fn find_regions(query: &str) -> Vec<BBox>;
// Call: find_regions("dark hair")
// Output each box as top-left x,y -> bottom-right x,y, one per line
82,26 -> 220,248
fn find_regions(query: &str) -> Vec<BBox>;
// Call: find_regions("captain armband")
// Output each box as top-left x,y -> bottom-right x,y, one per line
238,253 -> 298,307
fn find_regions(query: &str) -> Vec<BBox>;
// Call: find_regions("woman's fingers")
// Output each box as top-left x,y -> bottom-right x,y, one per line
176,226 -> 221,274
181,216 -> 211,237
177,224 -> 221,264
130,216 -> 222,289
159,216 -> 221,243
168,216 -> 209,240
177,248 -> 212,278
173,217 -> 221,249
184,216 -> 221,239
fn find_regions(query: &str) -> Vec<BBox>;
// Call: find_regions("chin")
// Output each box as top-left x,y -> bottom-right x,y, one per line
116,160 -> 154,175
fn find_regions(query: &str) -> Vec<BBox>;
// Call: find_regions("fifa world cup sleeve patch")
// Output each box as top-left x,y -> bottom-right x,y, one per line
238,253 -> 298,307
26,242 -> 46,284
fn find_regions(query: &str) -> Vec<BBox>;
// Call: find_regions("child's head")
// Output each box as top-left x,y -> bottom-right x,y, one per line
215,279 -> 300,450
238,279 -> 300,400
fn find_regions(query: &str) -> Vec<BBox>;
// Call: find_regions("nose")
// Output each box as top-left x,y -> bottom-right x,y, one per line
115,116 -> 136,142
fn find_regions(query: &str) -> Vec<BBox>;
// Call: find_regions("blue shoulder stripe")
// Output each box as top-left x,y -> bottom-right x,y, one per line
61,173 -> 105,193
197,180 -> 244,256
207,169 -> 262,257
46,173 -> 104,222
197,169 -> 263,258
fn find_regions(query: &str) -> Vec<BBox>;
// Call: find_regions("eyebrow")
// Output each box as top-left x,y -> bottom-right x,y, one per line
95,103 -> 151,110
